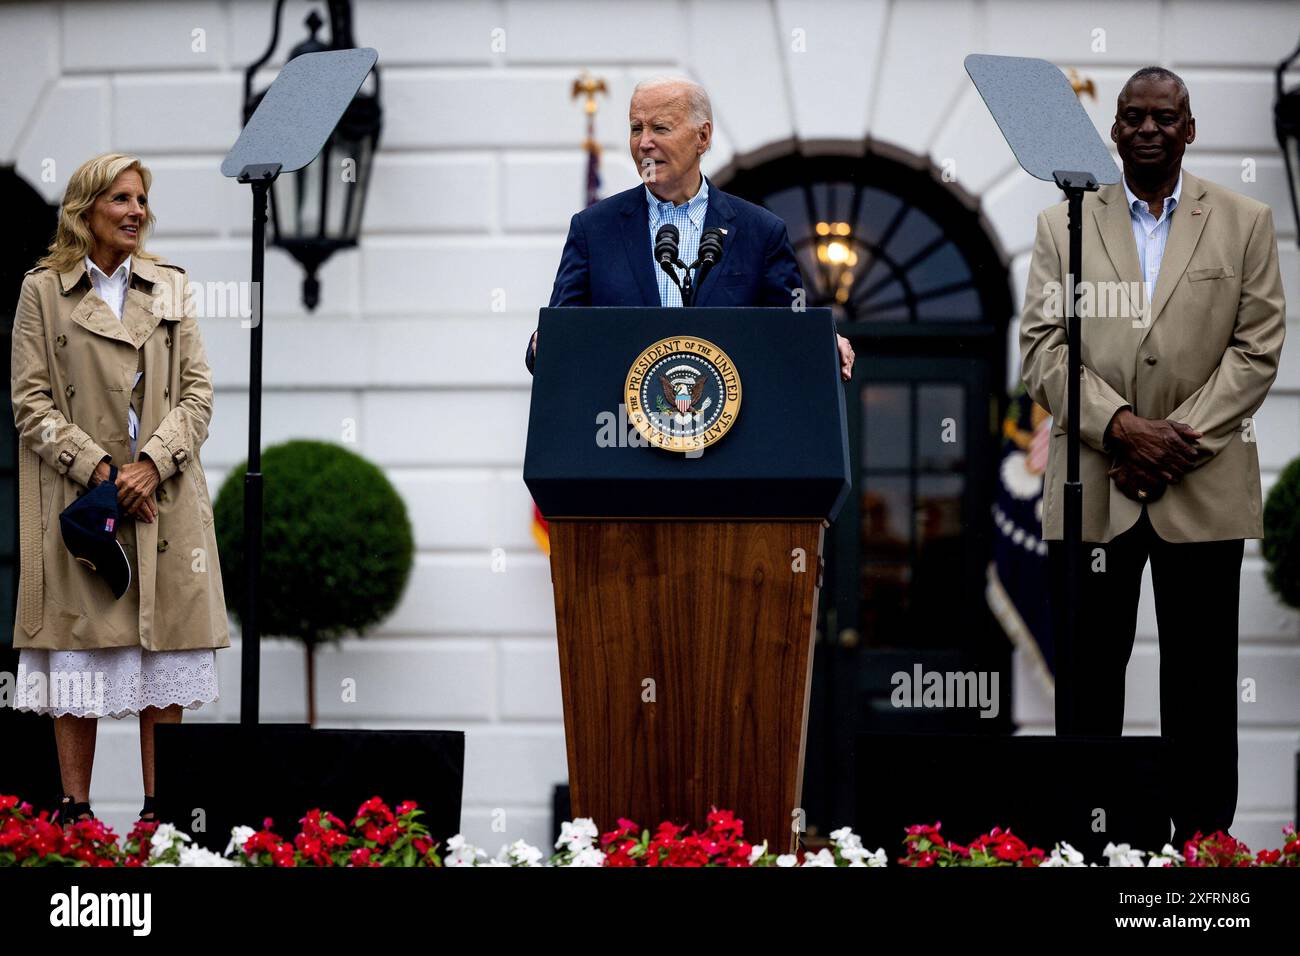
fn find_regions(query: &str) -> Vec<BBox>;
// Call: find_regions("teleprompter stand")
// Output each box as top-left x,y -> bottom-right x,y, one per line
151,48 -> 466,849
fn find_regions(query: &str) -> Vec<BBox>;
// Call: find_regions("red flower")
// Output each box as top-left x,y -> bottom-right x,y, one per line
705,809 -> 745,840
993,836 -> 1026,862
654,820 -> 685,840
294,835 -> 326,864
352,797 -> 395,829
906,820 -> 939,834
604,845 -> 639,867
1183,830 -> 1254,868
271,843 -> 297,867
597,817 -> 633,840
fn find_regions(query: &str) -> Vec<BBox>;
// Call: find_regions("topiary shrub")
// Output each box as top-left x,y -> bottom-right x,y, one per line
214,440 -> 415,723
1263,454 -> 1300,612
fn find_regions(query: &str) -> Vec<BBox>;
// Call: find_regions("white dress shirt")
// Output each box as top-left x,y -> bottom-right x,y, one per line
85,254 -> 142,457
1122,172 -> 1182,306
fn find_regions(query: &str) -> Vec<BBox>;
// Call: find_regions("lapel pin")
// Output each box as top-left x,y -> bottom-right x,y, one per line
1191,208 -> 1202,215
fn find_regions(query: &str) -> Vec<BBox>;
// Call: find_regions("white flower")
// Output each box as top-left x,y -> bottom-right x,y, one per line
1041,842 -> 1087,867
178,845 -> 237,867
840,843 -> 886,866
801,848 -> 837,867
1146,843 -> 1185,867
1159,843 -> 1185,862
826,828 -> 885,866
149,823 -> 190,858
829,826 -> 861,848
445,849 -> 484,867
566,847 -> 606,868
225,825 -> 256,859
1102,842 -> 1146,867
775,854 -> 798,867
502,839 -> 544,867
748,841 -> 768,865
555,818 -> 600,852
444,834 -> 488,867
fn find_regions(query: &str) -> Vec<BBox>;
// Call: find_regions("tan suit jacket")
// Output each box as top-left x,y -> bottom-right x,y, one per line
1020,170 -> 1286,543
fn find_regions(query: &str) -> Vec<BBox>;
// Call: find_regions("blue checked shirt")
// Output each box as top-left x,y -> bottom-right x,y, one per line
646,173 -> 709,307
1122,172 -> 1181,304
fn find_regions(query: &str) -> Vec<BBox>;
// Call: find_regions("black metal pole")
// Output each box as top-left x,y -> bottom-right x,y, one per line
238,163 -> 280,726
1053,170 -> 1099,732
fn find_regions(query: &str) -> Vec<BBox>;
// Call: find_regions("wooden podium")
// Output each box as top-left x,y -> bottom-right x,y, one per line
525,307 -> 849,852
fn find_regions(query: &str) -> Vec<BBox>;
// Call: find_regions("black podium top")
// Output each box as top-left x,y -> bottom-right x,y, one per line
524,307 -> 851,521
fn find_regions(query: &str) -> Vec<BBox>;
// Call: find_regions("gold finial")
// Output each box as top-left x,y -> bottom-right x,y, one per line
572,70 -> 608,115
572,71 -> 607,155
1067,68 -> 1096,101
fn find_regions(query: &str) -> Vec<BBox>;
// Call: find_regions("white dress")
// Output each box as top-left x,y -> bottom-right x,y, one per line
13,646 -> 219,719
11,255 -> 219,719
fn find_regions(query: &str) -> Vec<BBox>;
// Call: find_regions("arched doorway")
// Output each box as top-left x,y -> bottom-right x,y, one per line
0,166 -> 61,806
717,144 -> 1016,831
1,167 -> 58,637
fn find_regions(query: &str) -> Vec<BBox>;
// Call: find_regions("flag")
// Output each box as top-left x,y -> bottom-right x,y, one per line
985,385 -> 1056,695
532,85 -> 603,555
584,132 -> 601,207
531,501 -> 551,557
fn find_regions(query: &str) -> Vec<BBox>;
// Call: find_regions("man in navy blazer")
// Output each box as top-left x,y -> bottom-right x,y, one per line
526,76 -> 855,380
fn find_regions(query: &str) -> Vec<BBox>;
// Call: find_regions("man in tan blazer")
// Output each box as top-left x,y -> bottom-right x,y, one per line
1020,67 -> 1286,845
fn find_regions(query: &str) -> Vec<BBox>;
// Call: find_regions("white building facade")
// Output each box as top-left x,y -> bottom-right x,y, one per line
1,0 -> 1297,852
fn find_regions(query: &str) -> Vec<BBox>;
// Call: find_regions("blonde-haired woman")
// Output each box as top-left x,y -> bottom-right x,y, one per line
9,153 -> 230,826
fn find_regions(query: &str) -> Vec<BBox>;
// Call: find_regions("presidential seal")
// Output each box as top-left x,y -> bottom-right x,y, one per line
624,336 -> 741,452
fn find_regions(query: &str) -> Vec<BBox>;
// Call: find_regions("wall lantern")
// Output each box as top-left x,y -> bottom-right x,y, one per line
241,0 -> 382,310
814,220 -> 859,305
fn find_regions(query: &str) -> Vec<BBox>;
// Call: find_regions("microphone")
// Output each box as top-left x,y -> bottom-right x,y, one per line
694,227 -> 725,285
655,223 -> 681,274
697,227 -> 724,267
682,227 -> 725,307
655,223 -> 686,303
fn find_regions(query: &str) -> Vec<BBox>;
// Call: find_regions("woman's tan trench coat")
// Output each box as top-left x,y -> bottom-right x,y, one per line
9,256 -> 230,652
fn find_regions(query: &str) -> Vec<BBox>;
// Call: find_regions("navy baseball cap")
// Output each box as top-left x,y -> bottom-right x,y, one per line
59,463 -> 131,600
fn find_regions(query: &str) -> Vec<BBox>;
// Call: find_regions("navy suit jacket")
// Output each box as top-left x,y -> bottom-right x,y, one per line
525,180 -> 804,374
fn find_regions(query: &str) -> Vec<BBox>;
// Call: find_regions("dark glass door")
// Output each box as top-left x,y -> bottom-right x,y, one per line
803,349 -> 1011,833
